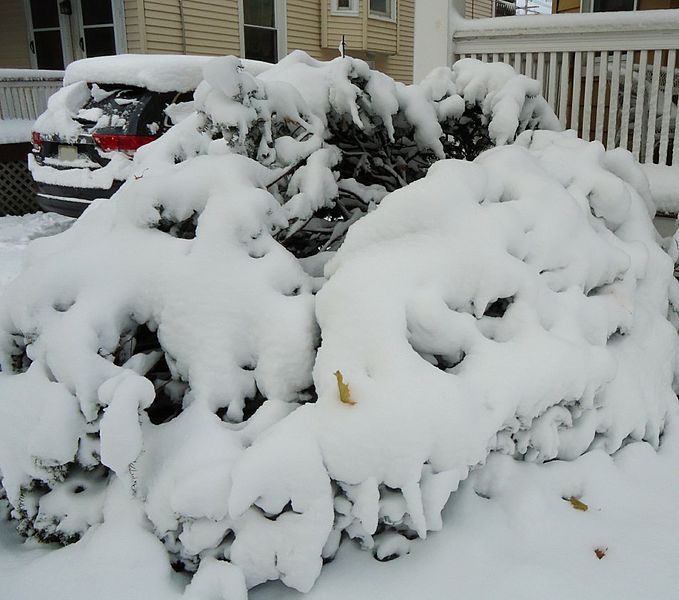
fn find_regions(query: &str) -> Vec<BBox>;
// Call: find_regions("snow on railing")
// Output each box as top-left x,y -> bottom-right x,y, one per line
0,69 -> 64,121
452,10 -> 679,165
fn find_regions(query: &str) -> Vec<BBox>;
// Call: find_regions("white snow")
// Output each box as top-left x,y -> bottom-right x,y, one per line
0,54 -> 677,600
63,54 -> 273,94
641,163 -> 679,217
0,213 -> 73,292
0,119 -> 34,144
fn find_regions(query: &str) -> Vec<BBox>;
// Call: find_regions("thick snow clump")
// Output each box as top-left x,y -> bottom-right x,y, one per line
0,52 -> 676,597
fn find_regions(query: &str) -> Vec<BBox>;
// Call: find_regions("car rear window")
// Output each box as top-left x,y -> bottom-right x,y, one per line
75,85 -> 152,135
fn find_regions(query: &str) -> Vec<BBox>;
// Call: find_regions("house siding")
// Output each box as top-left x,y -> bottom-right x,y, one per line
286,0 -> 414,83
465,0 -> 494,18
124,0 -> 144,53
0,0 -> 31,68
377,0 -> 414,84
130,0 -> 240,56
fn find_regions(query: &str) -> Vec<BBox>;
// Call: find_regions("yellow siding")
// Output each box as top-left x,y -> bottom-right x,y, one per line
0,0 -> 31,68
287,0 -> 324,57
465,0 -> 493,18
553,0 -> 580,11
366,17 -> 398,55
325,0 -> 365,52
378,0 -> 414,83
285,0 -> 412,83
134,0 -> 240,56
182,0 -> 240,56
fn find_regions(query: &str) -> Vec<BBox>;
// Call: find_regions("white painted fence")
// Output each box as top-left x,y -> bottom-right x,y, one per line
0,69 -> 64,121
452,10 -> 679,165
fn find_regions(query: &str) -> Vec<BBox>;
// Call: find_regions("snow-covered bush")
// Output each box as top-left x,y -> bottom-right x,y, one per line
134,51 -> 561,256
1,52 -> 676,596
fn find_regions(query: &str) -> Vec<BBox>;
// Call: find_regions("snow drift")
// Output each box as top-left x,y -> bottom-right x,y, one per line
1,52 -> 677,597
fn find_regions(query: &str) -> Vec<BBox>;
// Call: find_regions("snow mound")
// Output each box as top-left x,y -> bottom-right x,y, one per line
0,119 -> 34,144
63,54 -> 272,94
1,55 -> 675,598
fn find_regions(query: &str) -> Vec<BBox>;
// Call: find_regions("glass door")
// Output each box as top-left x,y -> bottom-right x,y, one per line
74,0 -> 117,59
26,0 -> 73,69
25,0 -> 118,70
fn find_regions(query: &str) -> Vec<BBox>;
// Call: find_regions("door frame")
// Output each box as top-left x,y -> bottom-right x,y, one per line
23,0 -> 127,70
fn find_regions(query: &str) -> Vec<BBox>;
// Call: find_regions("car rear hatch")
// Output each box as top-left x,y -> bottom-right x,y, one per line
32,84 -> 180,174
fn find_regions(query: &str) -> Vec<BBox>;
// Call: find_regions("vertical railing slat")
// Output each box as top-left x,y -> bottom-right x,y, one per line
644,50 -> 662,163
659,50 -> 677,165
571,52 -> 583,137
514,52 -> 522,73
632,50 -> 648,161
537,52 -> 546,96
620,50 -> 635,151
525,52 -> 534,80
547,51 -> 558,105
607,51 -> 621,150
558,52 -> 570,128
595,51 -> 608,145
582,51 -> 595,141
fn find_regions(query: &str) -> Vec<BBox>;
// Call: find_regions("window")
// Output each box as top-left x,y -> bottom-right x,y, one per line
243,0 -> 278,63
369,0 -> 394,18
593,0 -> 634,9
80,0 -> 116,58
333,0 -> 358,13
28,0 -> 66,69
25,0 -> 124,69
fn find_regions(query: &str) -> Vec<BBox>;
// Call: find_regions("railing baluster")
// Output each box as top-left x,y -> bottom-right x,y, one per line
504,52 -> 511,64
620,50 -> 634,151
632,50 -> 648,161
645,50 -> 662,164
547,52 -> 558,105
595,51 -> 608,146
607,51 -> 621,150
583,51 -> 595,141
514,52 -> 522,73
492,53 -> 500,63
525,52 -> 534,80
571,52 -> 583,137
659,50 -> 677,166
537,52 -> 546,96
0,87 -> 9,120
558,52 -> 570,128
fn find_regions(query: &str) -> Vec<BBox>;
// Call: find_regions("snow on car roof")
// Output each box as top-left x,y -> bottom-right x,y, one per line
63,54 -> 273,93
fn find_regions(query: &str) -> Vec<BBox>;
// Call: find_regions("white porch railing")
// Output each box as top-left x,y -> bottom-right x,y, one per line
0,69 -> 64,122
452,10 -> 679,165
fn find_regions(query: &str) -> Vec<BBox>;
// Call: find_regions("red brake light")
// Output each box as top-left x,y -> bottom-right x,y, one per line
31,131 -> 41,152
93,134 -> 156,153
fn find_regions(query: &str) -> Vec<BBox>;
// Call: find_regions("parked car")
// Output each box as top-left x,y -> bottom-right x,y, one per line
29,55 -> 214,217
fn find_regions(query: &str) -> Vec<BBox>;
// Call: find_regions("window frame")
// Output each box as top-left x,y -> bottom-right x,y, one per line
332,0 -> 359,16
368,0 -> 397,22
23,0 -> 127,69
239,0 -> 287,64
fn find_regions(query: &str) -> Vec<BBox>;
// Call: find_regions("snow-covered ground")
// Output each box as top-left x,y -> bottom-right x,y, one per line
1,51 -> 678,599
0,213 -> 73,291
0,119 -> 34,144
0,190 -> 677,599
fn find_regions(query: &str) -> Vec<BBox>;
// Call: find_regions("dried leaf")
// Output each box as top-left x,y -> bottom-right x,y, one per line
594,547 -> 607,559
568,496 -> 589,511
334,370 -> 355,405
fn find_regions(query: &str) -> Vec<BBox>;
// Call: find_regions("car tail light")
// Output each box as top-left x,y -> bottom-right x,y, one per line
93,134 -> 156,153
31,131 -> 42,153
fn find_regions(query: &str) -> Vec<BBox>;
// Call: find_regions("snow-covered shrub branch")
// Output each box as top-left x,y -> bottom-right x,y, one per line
135,52 -> 561,256
0,53 -> 676,597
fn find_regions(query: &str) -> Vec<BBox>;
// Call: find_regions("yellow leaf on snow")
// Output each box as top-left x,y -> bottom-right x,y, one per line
334,370 -> 356,405
568,496 -> 589,512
